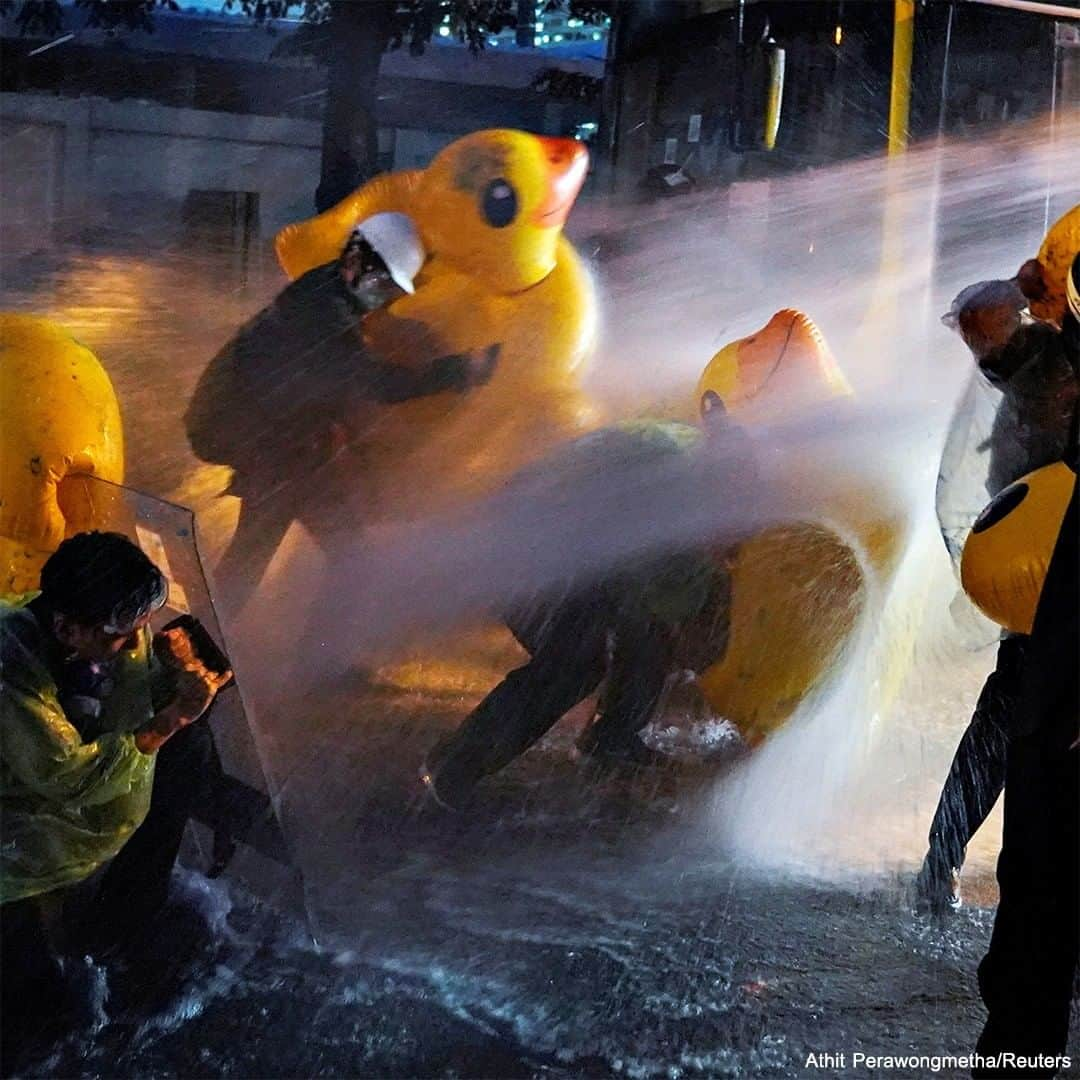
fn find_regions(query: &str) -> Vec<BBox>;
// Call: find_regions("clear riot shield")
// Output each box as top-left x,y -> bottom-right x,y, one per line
935,371 -> 1003,644
936,371 -> 1002,568
65,475 -> 310,925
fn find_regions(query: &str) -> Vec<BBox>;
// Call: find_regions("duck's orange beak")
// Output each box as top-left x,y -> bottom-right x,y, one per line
532,137 -> 589,228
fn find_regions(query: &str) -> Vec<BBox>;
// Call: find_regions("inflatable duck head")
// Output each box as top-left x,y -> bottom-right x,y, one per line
414,129 -> 588,293
961,458 -> 1076,635
276,129 -> 588,295
696,309 -> 851,421
273,130 -> 599,515
692,309 -> 908,746
0,314 -> 125,593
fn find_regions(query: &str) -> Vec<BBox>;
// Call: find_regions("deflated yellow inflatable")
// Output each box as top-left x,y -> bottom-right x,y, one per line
692,310 -> 907,744
961,459 -> 1076,635
0,314 -> 125,592
274,129 -> 599,514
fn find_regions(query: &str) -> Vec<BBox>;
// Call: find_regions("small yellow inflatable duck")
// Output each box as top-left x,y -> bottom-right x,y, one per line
274,129 -> 599,515
0,314 -> 125,593
692,310 -> 907,744
961,459 -> 1076,635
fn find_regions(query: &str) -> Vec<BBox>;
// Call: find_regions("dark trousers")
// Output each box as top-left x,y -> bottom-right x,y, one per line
88,721 -> 222,948
972,691 -> 1079,1077
432,590 -> 671,792
1,724 -> 225,1072
973,483 -> 1079,1078
0,896 -> 69,1076
926,635 -> 1025,873
214,451 -> 368,619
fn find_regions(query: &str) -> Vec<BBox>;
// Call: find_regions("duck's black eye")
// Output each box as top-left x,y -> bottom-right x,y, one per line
481,178 -> 518,228
972,481 -> 1028,534
700,390 -> 727,421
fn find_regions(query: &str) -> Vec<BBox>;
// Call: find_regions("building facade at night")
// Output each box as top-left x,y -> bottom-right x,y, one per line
595,0 -> 1075,196
0,6 -> 604,256
1,1 -> 1074,259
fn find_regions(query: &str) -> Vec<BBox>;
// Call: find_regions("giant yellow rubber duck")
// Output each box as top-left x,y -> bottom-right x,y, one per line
273,129 -> 599,515
380,309 -> 911,746
0,314 -> 125,593
690,310 -> 908,744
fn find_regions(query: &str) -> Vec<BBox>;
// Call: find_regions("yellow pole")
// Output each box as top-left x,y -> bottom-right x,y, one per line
888,0 -> 915,155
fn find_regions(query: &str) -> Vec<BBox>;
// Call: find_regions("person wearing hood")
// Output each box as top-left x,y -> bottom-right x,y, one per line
185,213 -> 498,615
970,253 -> 1079,1078
419,398 -> 755,810
0,532 -> 231,1072
917,225 -> 1079,915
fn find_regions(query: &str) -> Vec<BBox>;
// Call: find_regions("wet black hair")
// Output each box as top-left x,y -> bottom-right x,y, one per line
39,531 -> 167,631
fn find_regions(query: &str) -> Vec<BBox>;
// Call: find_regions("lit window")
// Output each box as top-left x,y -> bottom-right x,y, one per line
534,35 -> 541,46
542,34 -> 549,43
535,21 -> 543,30
554,34 -> 562,42
439,25 -> 450,36
592,32 -> 601,40
834,24 -> 843,45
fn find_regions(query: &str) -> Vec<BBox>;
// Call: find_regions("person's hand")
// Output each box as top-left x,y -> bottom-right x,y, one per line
137,644 -> 232,754
435,343 -> 501,393
153,626 -> 203,672
942,279 -> 1026,360
465,344 -> 501,388
170,666 -> 232,723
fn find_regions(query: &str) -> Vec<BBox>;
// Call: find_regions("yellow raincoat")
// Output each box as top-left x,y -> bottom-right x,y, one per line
1,596 -> 162,904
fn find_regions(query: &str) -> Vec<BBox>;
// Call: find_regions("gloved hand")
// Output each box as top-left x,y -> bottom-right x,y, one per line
434,343 -> 501,393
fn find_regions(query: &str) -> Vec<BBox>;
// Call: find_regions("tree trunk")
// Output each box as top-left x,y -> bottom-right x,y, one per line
516,0 -> 535,48
315,0 -> 396,214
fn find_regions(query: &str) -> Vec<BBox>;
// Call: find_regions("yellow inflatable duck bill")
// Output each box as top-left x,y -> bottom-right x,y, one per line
961,459 -> 1076,635
0,314 -> 126,593
696,308 -> 852,419
275,129 -> 589,295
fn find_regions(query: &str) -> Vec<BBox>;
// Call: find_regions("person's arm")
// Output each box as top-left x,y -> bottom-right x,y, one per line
364,343 -> 501,404
1,680 -> 155,811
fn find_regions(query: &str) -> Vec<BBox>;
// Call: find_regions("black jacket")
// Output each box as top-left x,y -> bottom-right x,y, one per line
185,263 -> 472,482
981,321 -> 1078,496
